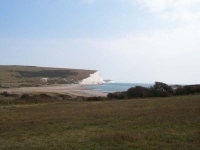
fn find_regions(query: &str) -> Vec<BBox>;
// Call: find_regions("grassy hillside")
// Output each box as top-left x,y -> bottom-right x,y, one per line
0,65 -> 96,88
0,94 -> 199,149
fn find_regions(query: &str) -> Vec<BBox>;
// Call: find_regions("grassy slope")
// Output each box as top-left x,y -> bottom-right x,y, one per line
0,94 -> 199,150
0,65 -> 96,87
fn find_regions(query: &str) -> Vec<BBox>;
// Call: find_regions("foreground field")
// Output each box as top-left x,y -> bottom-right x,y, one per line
0,95 -> 199,150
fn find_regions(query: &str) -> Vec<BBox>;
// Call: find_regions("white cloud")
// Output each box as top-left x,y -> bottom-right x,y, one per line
135,0 -> 200,12
135,0 -> 200,24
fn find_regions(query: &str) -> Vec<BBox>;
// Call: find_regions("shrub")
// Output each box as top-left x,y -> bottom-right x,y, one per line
85,97 -> 107,101
127,86 -> 149,98
175,86 -> 186,95
1,91 -> 18,97
107,82 -> 177,99
107,92 -> 127,100
175,85 -> 200,95
152,82 -> 174,97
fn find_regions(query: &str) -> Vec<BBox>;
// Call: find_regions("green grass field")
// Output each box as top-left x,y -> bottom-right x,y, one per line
0,94 -> 199,150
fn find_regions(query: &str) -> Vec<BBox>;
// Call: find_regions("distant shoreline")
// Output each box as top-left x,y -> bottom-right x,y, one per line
0,84 -> 107,97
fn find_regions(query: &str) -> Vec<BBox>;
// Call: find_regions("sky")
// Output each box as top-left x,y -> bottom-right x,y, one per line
0,0 -> 200,84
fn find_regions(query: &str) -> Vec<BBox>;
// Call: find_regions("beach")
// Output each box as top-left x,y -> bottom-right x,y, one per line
0,84 -> 107,97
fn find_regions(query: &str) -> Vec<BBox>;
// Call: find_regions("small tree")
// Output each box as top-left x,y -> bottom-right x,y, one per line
153,82 -> 174,97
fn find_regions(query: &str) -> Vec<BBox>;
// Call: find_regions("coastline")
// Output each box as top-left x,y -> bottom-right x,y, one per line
0,84 -> 107,97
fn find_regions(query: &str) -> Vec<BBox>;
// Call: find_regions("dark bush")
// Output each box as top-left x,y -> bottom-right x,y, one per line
75,96 -> 86,101
175,86 -> 186,95
127,86 -> 149,98
58,94 -> 72,100
184,85 -> 196,94
1,91 -> 18,97
107,82 -> 177,99
21,94 -> 32,99
85,97 -> 107,101
20,94 -> 56,104
152,82 -> 174,97
39,94 -> 51,98
0,91 -> 9,97
175,85 -> 200,95
107,92 -> 127,99
118,92 -> 128,99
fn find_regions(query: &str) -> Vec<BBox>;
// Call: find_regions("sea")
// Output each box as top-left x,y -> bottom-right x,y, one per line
84,83 -> 154,93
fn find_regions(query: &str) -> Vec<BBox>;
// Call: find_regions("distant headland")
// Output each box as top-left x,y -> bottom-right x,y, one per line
103,80 -> 115,83
0,65 -> 105,88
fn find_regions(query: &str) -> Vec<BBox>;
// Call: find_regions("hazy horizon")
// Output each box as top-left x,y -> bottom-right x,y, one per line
1,0 -> 200,84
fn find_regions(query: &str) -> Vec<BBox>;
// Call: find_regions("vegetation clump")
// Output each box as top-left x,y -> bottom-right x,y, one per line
85,96 -> 107,101
0,93 -> 74,105
58,94 -> 72,100
107,92 -> 127,99
0,91 -> 18,97
108,82 -> 200,99
0,92 -> 108,104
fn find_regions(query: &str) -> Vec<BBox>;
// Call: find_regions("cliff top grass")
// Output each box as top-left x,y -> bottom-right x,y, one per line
0,94 -> 199,150
0,65 -> 96,88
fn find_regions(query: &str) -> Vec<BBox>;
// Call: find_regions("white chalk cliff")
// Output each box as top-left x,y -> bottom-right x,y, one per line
80,71 -> 104,85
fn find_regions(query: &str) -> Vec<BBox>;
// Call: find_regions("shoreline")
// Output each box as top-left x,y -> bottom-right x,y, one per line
0,84 -> 107,97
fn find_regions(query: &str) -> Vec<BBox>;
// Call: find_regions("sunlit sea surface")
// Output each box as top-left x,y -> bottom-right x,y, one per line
84,83 -> 154,93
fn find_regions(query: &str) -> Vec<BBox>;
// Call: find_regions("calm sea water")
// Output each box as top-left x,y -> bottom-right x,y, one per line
84,83 -> 153,93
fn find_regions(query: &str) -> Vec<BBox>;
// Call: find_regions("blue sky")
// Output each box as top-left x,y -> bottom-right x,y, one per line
1,0 -> 200,84
0,0 -> 157,39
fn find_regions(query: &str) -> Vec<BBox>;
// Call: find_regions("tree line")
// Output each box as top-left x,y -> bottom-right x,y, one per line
108,82 -> 200,99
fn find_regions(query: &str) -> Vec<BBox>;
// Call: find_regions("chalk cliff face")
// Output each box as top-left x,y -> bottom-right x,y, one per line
80,71 -> 104,85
